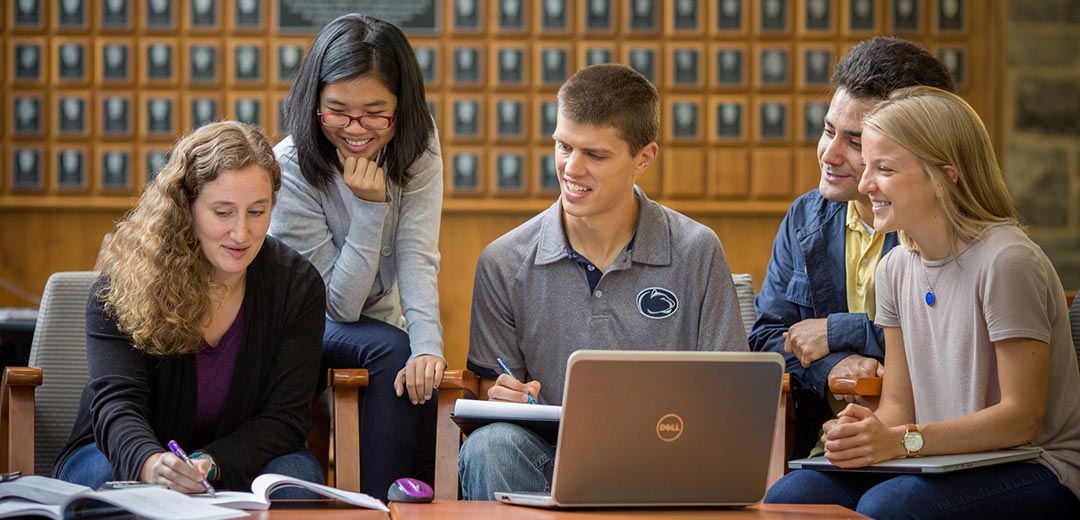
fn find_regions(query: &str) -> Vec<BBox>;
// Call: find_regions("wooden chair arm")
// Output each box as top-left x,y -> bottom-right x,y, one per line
829,376 -> 883,396
435,369 -> 479,500
1,367 -> 43,474
328,368 -> 369,389
326,368 -> 368,492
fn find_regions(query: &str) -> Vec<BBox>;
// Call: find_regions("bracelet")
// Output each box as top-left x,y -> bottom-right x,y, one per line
189,451 -> 218,482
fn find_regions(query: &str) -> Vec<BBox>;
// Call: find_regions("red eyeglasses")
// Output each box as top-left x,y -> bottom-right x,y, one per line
316,112 -> 395,130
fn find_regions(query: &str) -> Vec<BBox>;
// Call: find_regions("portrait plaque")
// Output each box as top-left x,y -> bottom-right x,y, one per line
13,149 -> 44,191
452,152 -> 480,191
56,148 -> 88,190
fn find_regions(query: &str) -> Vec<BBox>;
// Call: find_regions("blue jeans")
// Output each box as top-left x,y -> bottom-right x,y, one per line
57,443 -> 324,498
766,462 -> 1080,519
458,422 -> 555,500
322,316 -> 437,501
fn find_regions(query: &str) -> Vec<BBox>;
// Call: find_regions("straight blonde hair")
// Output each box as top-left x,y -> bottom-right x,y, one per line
862,86 -> 1017,255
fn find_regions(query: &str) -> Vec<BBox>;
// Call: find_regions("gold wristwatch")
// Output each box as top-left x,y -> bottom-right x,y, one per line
902,423 -> 924,457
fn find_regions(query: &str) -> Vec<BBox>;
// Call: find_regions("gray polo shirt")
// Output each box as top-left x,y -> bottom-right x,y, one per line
468,188 -> 748,405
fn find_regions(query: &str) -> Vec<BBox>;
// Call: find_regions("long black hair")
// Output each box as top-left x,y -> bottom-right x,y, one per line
284,13 -> 434,191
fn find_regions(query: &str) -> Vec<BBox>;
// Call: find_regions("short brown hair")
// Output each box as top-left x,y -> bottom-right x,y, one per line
556,64 -> 658,155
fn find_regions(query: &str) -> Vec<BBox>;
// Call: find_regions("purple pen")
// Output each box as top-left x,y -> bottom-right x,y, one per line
166,440 -> 216,497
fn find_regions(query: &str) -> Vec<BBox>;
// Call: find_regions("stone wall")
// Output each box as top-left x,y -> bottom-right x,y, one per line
1005,0 -> 1080,290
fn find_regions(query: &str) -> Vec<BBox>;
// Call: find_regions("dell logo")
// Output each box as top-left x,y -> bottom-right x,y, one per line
656,413 -> 684,442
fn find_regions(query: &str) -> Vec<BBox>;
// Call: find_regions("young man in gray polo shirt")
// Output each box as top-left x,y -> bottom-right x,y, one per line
458,64 -> 747,500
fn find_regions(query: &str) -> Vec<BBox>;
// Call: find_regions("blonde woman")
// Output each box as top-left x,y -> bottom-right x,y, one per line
55,122 -> 327,497
766,87 -> 1080,517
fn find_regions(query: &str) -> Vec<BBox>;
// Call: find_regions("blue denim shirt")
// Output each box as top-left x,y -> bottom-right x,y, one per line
749,190 -> 897,396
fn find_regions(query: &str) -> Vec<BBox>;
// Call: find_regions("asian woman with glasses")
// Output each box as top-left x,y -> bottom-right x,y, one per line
270,13 -> 443,501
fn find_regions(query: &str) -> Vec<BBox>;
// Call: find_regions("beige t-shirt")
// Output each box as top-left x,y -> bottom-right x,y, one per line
876,225 -> 1080,498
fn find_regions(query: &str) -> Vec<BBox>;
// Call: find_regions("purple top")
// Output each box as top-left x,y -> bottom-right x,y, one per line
195,304 -> 244,440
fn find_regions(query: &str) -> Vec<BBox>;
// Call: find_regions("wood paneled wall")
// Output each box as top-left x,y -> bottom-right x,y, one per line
0,204 -> 784,368
0,0 -> 1004,368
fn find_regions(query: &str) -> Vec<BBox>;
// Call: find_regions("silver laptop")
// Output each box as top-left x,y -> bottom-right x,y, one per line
789,449 -> 1041,474
496,350 -> 785,508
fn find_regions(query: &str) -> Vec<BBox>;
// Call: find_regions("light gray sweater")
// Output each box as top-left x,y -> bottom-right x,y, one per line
270,134 -> 445,360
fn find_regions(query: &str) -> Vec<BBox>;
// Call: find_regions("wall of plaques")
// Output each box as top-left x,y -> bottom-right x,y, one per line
1,0 -> 996,209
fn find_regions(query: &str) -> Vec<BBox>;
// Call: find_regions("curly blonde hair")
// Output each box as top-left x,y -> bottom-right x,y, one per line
97,121 -> 281,356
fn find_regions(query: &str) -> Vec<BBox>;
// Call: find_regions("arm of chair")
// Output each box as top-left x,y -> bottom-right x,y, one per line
1,367 -> 43,474
828,376 -> 883,396
327,368 -> 368,492
434,369 -> 479,501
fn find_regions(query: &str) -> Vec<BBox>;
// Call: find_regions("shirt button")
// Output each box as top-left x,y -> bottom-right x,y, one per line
594,290 -> 603,298
587,265 -> 595,271
860,259 -> 869,267
381,246 -> 392,256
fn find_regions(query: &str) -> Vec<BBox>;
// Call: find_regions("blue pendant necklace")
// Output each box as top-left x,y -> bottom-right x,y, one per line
919,224 -> 1005,307
921,261 -> 947,306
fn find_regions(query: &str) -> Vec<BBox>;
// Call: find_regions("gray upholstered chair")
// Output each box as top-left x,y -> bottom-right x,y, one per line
1,271 -> 97,476
0,271 -> 367,491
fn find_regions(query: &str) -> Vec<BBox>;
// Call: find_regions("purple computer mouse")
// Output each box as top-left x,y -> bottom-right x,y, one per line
387,477 -> 434,503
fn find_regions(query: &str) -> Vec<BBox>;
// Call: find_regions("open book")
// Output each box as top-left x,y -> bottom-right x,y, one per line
196,473 -> 388,511
451,399 -> 563,443
0,475 -> 246,520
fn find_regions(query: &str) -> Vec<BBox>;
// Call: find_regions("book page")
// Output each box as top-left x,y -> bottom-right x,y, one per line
453,399 -> 562,421
252,474 -> 389,512
0,476 -> 91,504
79,487 -> 248,520
195,490 -> 269,510
0,499 -> 63,520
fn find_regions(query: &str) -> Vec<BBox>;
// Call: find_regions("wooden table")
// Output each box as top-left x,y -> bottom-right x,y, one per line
248,500 -> 389,519
388,501 -> 865,519
249,500 -> 864,519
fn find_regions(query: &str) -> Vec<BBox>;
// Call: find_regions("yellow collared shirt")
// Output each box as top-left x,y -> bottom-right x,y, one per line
845,201 -> 885,321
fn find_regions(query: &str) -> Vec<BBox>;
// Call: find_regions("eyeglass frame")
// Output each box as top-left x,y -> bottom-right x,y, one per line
316,112 -> 396,130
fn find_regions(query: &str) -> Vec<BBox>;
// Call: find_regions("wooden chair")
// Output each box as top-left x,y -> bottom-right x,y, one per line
0,271 -> 369,492
431,274 -> 794,500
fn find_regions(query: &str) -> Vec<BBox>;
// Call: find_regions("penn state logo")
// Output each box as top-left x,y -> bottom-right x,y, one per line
656,413 -> 684,442
636,287 -> 679,319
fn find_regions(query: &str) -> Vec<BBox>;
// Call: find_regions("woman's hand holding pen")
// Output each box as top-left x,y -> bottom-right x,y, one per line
821,404 -> 906,468
395,354 -> 446,405
338,150 -> 386,202
488,373 -> 541,404
138,451 -> 213,493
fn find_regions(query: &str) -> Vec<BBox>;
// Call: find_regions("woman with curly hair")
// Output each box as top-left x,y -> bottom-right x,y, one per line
270,13 -> 443,498
55,121 -> 328,496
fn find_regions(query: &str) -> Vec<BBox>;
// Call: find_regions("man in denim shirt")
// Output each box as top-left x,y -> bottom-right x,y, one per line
750,37 -> 954,458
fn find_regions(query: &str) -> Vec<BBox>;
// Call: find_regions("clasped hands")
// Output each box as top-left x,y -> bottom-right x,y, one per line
821,404 -> 906,468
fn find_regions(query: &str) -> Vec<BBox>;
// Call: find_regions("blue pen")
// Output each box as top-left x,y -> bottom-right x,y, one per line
496,357 -> 536,404
167,440 -> 216,497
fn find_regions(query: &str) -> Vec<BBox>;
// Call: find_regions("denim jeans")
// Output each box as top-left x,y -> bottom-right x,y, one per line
766,462 -> 1080,519
57,443 -> 324,498
458,422 -> 555,500
322,316 -> 437,501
